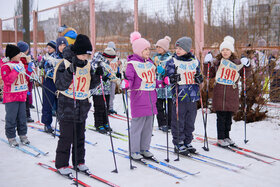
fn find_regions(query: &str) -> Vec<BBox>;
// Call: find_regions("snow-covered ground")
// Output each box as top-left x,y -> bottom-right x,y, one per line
0,91 -> 280,187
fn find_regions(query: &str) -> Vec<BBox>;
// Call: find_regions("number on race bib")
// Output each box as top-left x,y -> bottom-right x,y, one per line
142,69 -> 155,84
220,68 -> 236,82
77,77 -> 86,92
183,71 -> 195,84
14,74 -> 25,86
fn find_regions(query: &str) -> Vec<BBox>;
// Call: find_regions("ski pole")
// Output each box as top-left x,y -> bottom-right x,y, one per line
243,67 -> 249,144
174,66 -> 180,162
122,87 -> 136,170
72,71 -> 79,187
100,74 -> 118,173
202,62 -> 210,151
165,86 -> 170,162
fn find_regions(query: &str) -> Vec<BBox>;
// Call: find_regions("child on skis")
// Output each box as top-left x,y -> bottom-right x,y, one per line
107,41 -> 122,114
17,41 -> 34,123
122,32 -> 162,160
42,38 -> 67,133
1,44 -> 34,147
54,34 -> 101,176
91,48 -> 120,134
203,36 -> 251,147
152,36 -> 173,132
165,36 -> 203,155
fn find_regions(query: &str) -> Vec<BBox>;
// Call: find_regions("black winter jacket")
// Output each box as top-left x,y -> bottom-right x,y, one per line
55,46 -> 99,122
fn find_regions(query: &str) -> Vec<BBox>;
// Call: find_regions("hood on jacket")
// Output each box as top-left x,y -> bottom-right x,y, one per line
62,45 -> 75,63
127,54 -> 153,63
174,52 -> 195,61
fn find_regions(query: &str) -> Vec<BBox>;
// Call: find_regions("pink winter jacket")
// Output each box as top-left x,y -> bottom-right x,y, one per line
1,60 -> 28,103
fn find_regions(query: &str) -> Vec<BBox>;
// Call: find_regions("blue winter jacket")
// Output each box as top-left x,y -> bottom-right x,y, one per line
152,52 -> 173,99
166,52 -> 201,103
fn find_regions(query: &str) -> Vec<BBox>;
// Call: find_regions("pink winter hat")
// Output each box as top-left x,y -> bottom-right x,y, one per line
156,36 -> 171,52
130,32 -> 151,57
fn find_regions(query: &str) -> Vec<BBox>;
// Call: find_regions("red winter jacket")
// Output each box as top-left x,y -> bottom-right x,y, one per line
1,59 -> 31,103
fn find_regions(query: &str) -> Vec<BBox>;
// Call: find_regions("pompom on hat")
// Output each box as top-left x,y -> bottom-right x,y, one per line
219,36 -> 235,53
130,31 -> 151,57
156,36 -> 171,52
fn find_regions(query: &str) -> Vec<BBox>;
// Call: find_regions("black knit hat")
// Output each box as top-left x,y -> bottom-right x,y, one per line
5,44 -> 21,59
71,34 -> 92,55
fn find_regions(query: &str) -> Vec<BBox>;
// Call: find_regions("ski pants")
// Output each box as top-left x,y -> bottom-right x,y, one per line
156,98 -> 172,128
25,94 -> 31,118
92,95 -> 110,128
109,82 -> 116,110
55,120 -> 86,169
41,77 -> 57,127
5,101 -> 27,139
171,101 -> 197,145
130,115 -> 154,153
216,111 -> 233,139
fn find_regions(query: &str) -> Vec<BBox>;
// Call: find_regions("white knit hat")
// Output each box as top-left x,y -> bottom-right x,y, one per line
155,36 -> 171,52
219,36 -> 235,53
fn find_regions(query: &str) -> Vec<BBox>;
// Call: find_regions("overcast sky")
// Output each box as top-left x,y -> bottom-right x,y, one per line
0,0 -> 67,19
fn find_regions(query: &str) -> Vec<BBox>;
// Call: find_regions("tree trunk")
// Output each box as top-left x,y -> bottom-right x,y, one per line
22,0 -> 30,46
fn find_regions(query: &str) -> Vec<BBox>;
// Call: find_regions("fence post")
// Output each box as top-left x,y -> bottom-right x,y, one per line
134,0 -> 138,31
14,17 -> 18,43
89,0 -> 96,52
33,10 -> 38,60
0,19 -> 2,48
58,7 -> 62,27
194,0 -> 204,61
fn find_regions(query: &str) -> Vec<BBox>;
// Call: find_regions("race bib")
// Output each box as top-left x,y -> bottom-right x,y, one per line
59,60 -> 91,100
109,58 -> 118,74
173,58 -> 199,85
128,60 -> 156,90
215,59 -> 243,85
5,62 -> 28,92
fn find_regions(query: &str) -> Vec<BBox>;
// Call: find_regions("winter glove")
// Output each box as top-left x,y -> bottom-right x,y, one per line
204,53 -> 213,64
27,91 -> 31,95
28,62 -> 35,72
102,75 -> 110,82
95,66 -> 104,76
163,76 -> 170,85
241,57 -> 250,67
116,72 -> 122,79
67,63 -> 76,74
14,64 -> 24,73
169,73 -> 181,84
194,72 -> 204,84
121,79 -> 129,89
157,66 -> 165,75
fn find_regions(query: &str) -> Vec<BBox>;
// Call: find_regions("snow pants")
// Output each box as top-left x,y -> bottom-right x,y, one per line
92,95 -> 110,128
171,101 -> 197,145
156,98 -> 172,128
130,115 -> 154,153
55,120 -> 86,169
5,101 -> 27,139
216,111 -> 233,139
41,77 -> 57,127
109,82 -> 116,110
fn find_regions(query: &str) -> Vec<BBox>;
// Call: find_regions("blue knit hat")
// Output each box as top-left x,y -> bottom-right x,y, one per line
47,40 -> 56,50
17,41 -> 29,53
56,37 -> 68,52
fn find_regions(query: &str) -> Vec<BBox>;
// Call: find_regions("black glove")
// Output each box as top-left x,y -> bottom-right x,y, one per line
116,72 -> 121,79
194,72 -> 203,84
95,66 -> 104,76
169,73 -> 181,84
102,75 -> 110,82
67,63 -> 76,74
